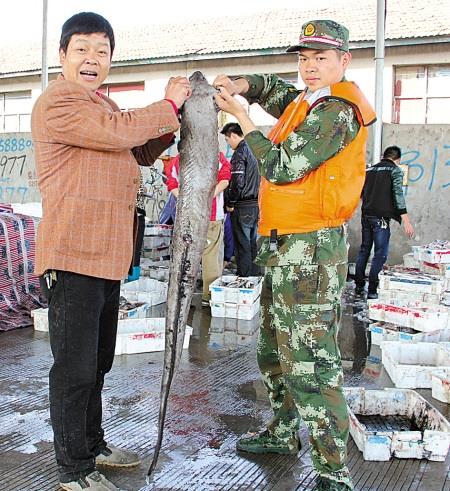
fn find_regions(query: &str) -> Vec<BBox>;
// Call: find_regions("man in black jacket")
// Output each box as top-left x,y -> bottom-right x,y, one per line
355,145 -> 414,298
221,123 -> 261,277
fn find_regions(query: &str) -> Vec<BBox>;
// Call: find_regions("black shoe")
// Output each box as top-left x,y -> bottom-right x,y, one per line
354,286 -> 365,295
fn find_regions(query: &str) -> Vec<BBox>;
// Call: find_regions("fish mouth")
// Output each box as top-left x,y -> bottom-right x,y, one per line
190,71 -> 207,83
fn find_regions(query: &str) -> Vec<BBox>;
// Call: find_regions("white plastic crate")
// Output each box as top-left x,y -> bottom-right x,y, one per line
143,235 -> 171,250
431,369 -> 450,403
121,278 -> 168,306
31,308 -> 49,332
403,253 -> 420,269
378,271 -> 446,295
377,289 -> 440,304
144,223 -> 172,237
420,248 -> 450,264
381,341 -> 450,388
115,318 -> 192,355
210,298 -> 260,320
118,301 -> 149,320
368,300 -> 449,332
142,246 -> 171,260
370,322 -> 450,345
209,275 -> 263,305
345,387 -> 450,461
419,261 -> 450,278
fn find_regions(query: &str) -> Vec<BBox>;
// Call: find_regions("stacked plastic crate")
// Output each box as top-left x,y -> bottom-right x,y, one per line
209,275 -> 263,320
140,222 -> 172,282
347,241 -> 450,463
367,240 -> 450,398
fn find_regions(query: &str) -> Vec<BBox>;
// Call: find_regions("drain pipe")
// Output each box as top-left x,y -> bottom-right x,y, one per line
372,0 -> 386,164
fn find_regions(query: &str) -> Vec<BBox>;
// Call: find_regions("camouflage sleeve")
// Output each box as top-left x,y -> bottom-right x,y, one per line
391,165 -> 407,214
244,99 -> 360,184
242,74 -> 301,119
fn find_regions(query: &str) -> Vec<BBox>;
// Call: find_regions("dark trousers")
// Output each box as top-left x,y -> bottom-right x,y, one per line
230,205 -> 260,277
40,271 -> 120,483
355,216 -> 391,293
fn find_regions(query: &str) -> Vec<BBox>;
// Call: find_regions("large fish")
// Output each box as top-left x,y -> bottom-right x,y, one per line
147,71 -> 219,478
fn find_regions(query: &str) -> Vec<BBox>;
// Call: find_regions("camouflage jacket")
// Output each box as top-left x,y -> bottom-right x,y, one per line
241,74 -> 360,266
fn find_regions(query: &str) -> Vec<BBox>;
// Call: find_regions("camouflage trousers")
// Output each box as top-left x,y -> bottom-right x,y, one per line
257,261 -> 352,489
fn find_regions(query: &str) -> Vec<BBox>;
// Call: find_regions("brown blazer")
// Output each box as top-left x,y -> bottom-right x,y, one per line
31,78 -> 180,280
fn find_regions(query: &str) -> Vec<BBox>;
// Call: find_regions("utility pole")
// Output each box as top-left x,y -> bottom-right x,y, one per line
372,0 -> 386,164
41,0 -> 48,92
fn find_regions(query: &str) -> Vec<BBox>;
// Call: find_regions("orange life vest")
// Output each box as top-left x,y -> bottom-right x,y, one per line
258,81 -> 376,236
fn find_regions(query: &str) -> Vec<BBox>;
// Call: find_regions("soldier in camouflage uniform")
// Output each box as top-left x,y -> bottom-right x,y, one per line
214,19 -> 376,491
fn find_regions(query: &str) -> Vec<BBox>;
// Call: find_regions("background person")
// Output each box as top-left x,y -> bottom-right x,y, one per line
221,122 -> 261,277
31,12 -> 190,491
214,19 -> 376,491
354,145 -> 414,298
163,150 -> 231,305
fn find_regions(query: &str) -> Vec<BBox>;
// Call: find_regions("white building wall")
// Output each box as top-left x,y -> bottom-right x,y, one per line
0,42 -> 449,130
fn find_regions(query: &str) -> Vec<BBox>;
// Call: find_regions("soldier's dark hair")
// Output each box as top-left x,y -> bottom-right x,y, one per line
221,122 -> 243,137
383,146 -> 402,161
59,12 -> 115,57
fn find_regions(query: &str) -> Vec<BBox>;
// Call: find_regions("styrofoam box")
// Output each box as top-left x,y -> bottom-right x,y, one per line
210,298 -> 260,320
144,223 -> 172,237
121,278 -> 168,306
378,271 -> 446,295
115,318 -> 192,355
369,322 -> 450,345
420,248 -> 450,264
381,341 -> 450,389
209,275 -> 263,305
345,387 -> 450,461
31,308 -> 49,332
431,368 -> 450,403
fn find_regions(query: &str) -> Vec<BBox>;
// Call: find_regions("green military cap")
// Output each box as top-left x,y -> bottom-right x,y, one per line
286,19 -> 349,53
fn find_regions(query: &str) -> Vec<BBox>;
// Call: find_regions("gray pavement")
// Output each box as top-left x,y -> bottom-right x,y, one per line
0,285 -> 449,491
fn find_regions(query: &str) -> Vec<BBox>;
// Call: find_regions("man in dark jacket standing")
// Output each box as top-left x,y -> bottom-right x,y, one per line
221,123 -> 261,277
355,145 -> 414,298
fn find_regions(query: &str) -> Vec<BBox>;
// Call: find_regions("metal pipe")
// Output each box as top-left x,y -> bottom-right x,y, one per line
41,0 -> 48,92
372,0 -> 386,164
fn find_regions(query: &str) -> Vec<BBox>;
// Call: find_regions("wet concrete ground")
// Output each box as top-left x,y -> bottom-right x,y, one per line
0,284 -> 449,490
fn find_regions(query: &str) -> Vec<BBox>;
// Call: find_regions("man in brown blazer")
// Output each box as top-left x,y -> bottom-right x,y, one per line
31,12 -> 191,491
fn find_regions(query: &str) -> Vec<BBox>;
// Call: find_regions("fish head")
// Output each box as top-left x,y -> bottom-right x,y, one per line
188,71 -> 217,103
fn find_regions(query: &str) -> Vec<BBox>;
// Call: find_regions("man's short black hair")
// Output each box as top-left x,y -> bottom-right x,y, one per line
221,122 -> 243,137
383,145 -> 402,161
60,12 -> 115,56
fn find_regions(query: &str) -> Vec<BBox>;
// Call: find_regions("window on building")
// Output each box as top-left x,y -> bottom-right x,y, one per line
0,91 -> 32,133
97,82 -> 145,110
393,65 -> 450,124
